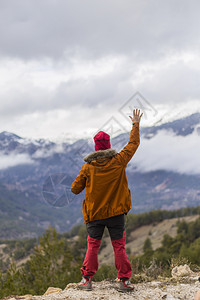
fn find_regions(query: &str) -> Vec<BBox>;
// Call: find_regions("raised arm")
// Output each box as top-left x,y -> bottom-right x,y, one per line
114,109 -> 143,166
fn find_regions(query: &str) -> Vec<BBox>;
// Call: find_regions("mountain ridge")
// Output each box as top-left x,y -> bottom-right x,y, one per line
1,112 -> 200,147
0,112 -> 199,238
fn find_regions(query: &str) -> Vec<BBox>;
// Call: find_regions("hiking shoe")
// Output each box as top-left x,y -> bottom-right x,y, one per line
118,278 -> 134,292
77,276 -> 92,291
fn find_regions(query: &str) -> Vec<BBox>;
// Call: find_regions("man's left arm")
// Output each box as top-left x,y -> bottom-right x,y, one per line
71,165 -> 86,194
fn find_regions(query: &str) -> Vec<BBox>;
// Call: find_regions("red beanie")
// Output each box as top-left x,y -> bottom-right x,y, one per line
94,131 -> 111,151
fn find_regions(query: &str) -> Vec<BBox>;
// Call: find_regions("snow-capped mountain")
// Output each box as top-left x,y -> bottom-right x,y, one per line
1,112 -> 199,167
0,112 -> 199,239
140,112 -> 200,138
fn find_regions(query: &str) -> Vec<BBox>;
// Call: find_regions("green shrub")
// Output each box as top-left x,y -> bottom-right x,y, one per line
93,264 -> 117,281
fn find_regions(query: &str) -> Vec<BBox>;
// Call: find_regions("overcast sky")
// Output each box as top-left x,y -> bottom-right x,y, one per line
0,0 -> 200,141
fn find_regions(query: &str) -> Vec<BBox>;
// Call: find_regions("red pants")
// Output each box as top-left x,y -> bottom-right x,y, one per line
81,230 -> 132,279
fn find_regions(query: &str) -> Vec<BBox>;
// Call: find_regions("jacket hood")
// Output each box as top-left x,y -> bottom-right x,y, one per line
83,148 -> 117,163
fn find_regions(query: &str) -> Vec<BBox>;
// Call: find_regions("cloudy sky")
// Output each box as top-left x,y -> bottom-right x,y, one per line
1,0 -> 200,142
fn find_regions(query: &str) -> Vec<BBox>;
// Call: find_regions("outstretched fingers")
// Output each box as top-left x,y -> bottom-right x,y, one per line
129,108 -> 143,122
133,108 -> 141,116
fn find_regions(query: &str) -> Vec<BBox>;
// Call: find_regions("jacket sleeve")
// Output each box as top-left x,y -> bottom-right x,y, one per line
115,122 -> 140,166
71,164 -> 87,194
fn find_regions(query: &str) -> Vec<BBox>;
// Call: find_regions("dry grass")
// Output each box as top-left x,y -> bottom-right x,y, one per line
98,215 -> 199,265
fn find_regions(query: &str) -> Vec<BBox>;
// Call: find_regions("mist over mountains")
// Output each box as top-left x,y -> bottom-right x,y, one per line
0,112 -> 199,239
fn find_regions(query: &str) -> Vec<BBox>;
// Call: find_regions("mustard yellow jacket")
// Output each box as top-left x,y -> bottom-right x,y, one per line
71,123 -> 140,223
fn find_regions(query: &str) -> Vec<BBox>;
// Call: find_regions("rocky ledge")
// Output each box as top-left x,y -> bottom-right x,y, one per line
4,265 -> 200,300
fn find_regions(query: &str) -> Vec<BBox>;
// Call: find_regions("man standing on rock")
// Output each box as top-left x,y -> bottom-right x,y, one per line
71,108 -> 143,292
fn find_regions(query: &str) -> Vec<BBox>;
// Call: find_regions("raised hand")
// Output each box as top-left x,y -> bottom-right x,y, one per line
129,108 -> 143,124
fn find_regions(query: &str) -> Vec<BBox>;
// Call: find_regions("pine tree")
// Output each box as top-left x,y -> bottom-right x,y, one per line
143,238 -> 153,253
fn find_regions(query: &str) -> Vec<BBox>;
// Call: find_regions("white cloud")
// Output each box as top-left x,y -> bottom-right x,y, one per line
0,0 -> 200,140
32,144 -> 65,158
0,0 -> 200,60
133,128 -> 200,175
0,152 -> 34,170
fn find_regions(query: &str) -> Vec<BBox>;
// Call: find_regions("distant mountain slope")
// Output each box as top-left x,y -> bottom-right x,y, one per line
98,214 -> 200,265
0,183 -> 83,239
0,112 -> 199,238
140,112 -> 200,138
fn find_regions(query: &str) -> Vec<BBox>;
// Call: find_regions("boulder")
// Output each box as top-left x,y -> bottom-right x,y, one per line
172,264 -> 193,278
64,283 -> 77,289
43,287 -> 62,295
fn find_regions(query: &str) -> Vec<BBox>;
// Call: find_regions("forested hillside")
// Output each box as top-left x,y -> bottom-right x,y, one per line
0,206 -> 200,297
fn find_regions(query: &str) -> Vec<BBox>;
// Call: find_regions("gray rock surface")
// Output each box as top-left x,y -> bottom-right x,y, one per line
25,280 -> 200,300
